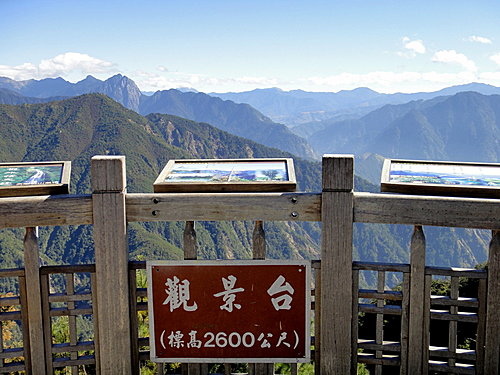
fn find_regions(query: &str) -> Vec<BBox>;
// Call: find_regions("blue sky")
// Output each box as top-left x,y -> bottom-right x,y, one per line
2,0 -> 500,93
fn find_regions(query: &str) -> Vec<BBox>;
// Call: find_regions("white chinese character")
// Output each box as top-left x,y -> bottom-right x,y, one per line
168,330 -> 184,348
276,332 -> 291,348
267,275 -> 295,310
163,276 -> 198,312
257,333 -> 273,348
187,330 -> 202,348
213,275 -> 245,312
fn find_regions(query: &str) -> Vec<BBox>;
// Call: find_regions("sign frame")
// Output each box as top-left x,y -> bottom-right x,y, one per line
0,161 -> 71,197
153,158 -> 296,193
146,259 -> 311,363
381,158 -> 500,198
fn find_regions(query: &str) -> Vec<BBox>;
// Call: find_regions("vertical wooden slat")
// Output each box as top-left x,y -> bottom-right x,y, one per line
66,273 -> 78,375
399,272 -> 410,375
129,269 -> 140,375
484,230 -> 500,375
422,274 -> 432,374
41,273 -> 53,374
90,272 -> 100,374
448,276 -> 459,369
375,271 -> 385,375
184,221 -> 201,375
320,154 -> 354,374
24,227 -> 47,375
476,277 -> 487,375
0,319 -> 3,369
351,269 -> 359,375
252,220 -> 273,375
18,275 -> 31,373
407,225 -> 426,373
314,265 -> 321,375
91,155 -> 132,374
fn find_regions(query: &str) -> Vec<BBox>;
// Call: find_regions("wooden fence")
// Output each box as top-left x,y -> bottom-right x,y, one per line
0,154 -> 498,374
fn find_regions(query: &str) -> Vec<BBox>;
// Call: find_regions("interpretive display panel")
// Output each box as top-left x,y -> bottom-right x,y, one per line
147,260 -> 310,362
381,158 -> 500,198
153,158 -> 296,192
0,161 -> 71,197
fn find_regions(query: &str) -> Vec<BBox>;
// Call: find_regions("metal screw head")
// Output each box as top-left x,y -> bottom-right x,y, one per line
152,210 -> 159,216
152,198 -> 160,204
290,211 -> 299,218
291,197 -> 298,204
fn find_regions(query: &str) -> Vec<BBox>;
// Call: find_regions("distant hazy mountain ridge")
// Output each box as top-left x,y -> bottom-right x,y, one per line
0,75 -> 316,159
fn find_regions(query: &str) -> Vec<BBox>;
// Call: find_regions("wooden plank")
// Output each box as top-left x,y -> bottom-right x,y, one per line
484,230 -> 500,375
354,192 -> 500,229
23,227 -> 47,375
0,195 -> 92,229
91,156 -> 132,374
320,154 -> 354,374
407,225 -> 426,373
126,192 -> 321,222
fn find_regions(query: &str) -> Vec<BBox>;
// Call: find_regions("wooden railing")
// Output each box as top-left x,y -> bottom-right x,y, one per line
0,154 -> 498,374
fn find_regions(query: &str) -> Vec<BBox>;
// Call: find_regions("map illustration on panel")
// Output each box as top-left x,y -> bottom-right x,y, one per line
0,165 -> 63,186
165,161 -> 289,183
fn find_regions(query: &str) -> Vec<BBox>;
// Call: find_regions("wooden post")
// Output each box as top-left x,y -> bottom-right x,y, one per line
23,227 -> 46,375
251,220 -> 274,375
484,230 -> 500,374
91,156 -> 132,373
184,221 -> 202,375
407,225 -> 426,373
320,154 -> 354,374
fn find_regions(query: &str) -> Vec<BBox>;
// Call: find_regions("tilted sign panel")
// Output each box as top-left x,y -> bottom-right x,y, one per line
147,260 -> 310,362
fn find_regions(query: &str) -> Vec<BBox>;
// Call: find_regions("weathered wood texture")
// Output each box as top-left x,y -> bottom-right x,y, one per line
484,230 -> 500,374
407,225 -> 426,373
320,155 -> 354,374
184,221 -> 202,375
0,195 -> 92,229
354,192 -> 500,229
23,227 -> 46,375
91,156 -> 132,374
127,192 -> 320,222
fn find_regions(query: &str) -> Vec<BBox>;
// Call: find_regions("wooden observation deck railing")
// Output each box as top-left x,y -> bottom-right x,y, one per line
0,155 -> 498,374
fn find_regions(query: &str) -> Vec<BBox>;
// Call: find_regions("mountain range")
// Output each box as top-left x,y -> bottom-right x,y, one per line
0,75 -> 316,159
0,75 -> 497,278
0,93 -> 491,287
211,83 -> 500,126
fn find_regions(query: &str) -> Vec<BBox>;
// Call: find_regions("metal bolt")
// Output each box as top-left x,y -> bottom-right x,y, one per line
290,211 -> 299,218
152,198 -> 159,204
291,197 -> 298,204
152,210 -> 159,216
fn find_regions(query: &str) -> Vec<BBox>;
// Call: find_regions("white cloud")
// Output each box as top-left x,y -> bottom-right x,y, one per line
467,35 -> 492,44
432,50 -> 477,72
490,53 -> 500,65
401,36 -> 426,56
0,53 -> 116,81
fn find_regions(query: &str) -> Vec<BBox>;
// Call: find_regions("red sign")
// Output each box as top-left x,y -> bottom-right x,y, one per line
147,260 -> 310,362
